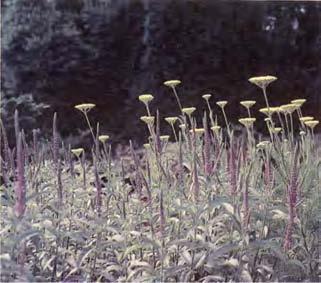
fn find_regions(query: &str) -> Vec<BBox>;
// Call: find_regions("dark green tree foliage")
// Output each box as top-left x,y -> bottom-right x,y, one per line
2,0 -> 321,145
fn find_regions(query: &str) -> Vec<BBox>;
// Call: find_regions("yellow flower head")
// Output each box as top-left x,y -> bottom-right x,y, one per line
256,141 -> 270,149
74,103 -> 96,113
165,117 -> 178,124
139,94 -> 154,104
248,75 -> 277,89
211,126 -> 221,132
273,107 -> 282,113
143,143 -> 151,149
160,135 -> 170,141
291,99 -> 306,107
304,120 -> 319,129
98,135 -> 109,143
202,94 -> 212,101
238,118 -> 256,127
240,100 -> 256,108
271,127 -> 282,134
216,101 -> 228,108
182,107 -> 196,116
71,148 -> 84,157
280,104 -> 298,114
140,116 -> 155,125
179,124 -> 186,130
189,128 -> 205,135
259,107 -> 278,116
164,80 -> 181,88
299,116 -> 314,123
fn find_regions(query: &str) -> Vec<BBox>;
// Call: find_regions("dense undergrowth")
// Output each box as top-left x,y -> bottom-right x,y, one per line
1,76 -> 320,282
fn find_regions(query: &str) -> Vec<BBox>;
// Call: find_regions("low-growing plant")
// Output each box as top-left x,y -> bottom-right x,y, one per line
0,75 -> 320,282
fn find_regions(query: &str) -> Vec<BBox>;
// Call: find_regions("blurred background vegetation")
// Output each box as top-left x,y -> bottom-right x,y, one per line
1,0 -> 321,147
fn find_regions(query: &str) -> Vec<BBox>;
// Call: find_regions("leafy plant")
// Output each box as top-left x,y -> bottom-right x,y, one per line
1,76 -> 320,282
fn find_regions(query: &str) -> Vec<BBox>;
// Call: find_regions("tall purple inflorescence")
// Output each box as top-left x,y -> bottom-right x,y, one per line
14,110 -> 20,146
53,113 -> 63,205
283,148 -> 299,251
15,132 -> 26,218
203,113 -> 212,177
0,120 -> 10,172
228,144 -> 237,196
53,113 -> 59,167
191,126 -> 200,202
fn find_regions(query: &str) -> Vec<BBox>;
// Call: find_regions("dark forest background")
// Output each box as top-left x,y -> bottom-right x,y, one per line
2,0 -> 321,147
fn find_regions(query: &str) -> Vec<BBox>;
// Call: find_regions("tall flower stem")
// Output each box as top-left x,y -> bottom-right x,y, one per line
289,113 -> 294,144
84,113 -> 96,142
277,111 -> 286,140
247,108 -> 251,118
262,87 -> 275,142
171,86 -> 182,112
206,100 -> 215,127
262,87 -> 271,113
284,114 -> 290,140
221,107 -> 232,139
145,104 -> 151,116
170,123 -> 178,142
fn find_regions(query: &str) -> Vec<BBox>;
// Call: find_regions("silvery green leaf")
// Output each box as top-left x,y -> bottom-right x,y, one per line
181,250 -> 192,265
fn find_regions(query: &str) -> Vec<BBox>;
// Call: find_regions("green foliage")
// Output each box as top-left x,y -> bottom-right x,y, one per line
1,78 -> 321,282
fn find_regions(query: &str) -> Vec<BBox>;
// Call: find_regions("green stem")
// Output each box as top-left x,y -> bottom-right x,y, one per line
84,113 -> 96,142
171,123 -> 178,142
172,86 -> 182,112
